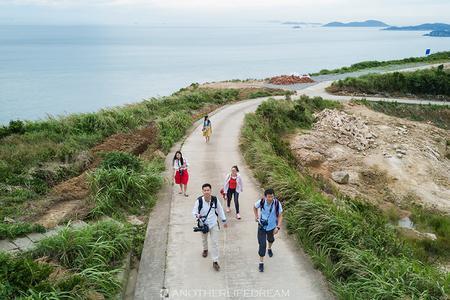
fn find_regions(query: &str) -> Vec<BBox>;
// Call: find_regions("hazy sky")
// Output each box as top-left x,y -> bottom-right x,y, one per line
1,0 -> 449,26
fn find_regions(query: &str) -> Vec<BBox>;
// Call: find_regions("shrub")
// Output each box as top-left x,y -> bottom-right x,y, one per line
88,159 -> 163,216
100,151 -> 143,172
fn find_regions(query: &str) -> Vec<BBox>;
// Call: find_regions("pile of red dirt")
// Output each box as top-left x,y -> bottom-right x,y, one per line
268,75 -> 315,85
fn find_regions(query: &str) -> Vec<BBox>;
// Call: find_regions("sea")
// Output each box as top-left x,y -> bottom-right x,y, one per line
1,24 -> 449,124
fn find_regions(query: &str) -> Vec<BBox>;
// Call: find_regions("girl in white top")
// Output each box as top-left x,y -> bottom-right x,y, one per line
173,151 -> 189,197
223,165 -> 244,219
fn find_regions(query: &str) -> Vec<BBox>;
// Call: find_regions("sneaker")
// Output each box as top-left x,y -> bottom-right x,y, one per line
184,193 -> 189,197
268,249 -> 273,257
202,250 -> 208,258
259,263 -> 264,272
236,213 -> 241,219
213,262 -> 220,271
226,207 -> 231,213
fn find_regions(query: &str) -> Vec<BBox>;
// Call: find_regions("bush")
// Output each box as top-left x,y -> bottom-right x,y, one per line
312,51 -> 450,75
100,151 -> 143,171
329,67 -> 450,100
0,220 -> 133,299
88,159 -> 163,217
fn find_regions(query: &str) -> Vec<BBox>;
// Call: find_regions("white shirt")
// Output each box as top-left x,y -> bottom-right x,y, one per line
192,196 -> 227,229
173,158 -> 189,171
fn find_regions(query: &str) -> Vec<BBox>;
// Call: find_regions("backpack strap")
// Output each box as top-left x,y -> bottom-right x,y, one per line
275,198 -> 280,218
212,196 -> 218,217
197,196 -> 203,214
198,196 -> 218,217
260,197 -> 280,218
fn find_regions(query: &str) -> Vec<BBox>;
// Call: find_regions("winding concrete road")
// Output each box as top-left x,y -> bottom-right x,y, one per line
134,62 -> 448,300
135,96 -> 333,300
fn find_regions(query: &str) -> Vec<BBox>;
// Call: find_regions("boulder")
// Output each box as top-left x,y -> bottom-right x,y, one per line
331,171 -> 350,184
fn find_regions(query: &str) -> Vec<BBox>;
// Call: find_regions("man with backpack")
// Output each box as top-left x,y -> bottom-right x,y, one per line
253,188 -> 283,272
192,183 -> 228,271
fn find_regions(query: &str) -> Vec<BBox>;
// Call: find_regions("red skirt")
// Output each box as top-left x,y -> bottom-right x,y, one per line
175,169 -> 189,185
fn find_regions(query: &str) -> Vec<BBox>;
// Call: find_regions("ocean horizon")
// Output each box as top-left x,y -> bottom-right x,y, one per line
1,24 -> 449,124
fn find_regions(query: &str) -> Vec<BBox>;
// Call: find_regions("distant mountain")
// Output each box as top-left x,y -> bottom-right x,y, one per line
424,30 -> 450,37
384,23 -> 450,31
323,20 -> 389,27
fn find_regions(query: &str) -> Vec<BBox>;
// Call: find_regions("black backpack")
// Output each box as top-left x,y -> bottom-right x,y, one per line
198,196 -> 219,217
260,198 -> 281,218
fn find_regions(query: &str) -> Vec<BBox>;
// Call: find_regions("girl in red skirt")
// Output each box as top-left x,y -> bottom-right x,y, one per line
173,151 -> 189,197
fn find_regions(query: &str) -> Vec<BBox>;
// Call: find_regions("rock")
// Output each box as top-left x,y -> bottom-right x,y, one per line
313,109 -> 377,151
331,171 -> 350,184
154,150 -> 166,159
396,149 -> 407,155
422,232 -> 437,241
86,291 -> 105,300
3,217 -> 16,223
396,153 -> 404,158
73,151 -> 93,171
127,215 -> 144,226
295,149 -> 325,167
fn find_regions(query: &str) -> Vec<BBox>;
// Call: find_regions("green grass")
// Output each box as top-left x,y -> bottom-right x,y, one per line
0,86 -> 286,221
0,222 -> 46,240
1,220 -> 132,299
406,206 -> 450,262
88,154 -> 163,218
311,51 -> 450,75
240,96 -> 448,299
328,66 -> 450,100
353,99 -> 450,130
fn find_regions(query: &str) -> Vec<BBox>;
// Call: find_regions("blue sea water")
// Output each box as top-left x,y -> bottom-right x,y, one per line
0,25 -> 449,124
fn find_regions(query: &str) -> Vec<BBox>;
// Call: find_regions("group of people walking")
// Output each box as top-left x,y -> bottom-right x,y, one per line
172,115 -> 284,272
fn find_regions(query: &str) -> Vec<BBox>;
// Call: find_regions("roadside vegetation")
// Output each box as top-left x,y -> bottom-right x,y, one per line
327,65 -> 450,101
353,99 -> 450,130
0,84 -> 288,298
0,85 -> 288,236
311,51 -> 450,75
240,96 -> 449,299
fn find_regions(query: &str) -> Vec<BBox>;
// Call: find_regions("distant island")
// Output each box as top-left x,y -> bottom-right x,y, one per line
323,20 -> 389,27
384,23 -> 450,31
424,30 -> 450,37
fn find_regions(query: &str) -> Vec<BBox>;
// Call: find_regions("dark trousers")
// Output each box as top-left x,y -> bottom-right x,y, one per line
226,188 -> 240,213
257,227 -> 275,257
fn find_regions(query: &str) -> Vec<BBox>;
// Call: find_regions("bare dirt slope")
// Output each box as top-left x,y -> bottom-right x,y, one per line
28,124 -> 158,228
289,103 -> 450,213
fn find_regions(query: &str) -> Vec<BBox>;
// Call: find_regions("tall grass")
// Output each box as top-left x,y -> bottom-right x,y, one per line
0,86 -> 286,221
1,220 -> 132,299
0,222 -> 45,240
312,51 -> 450,75
88,153 -> 163,217
240,96 -> 449,299
354,99 -> 450,130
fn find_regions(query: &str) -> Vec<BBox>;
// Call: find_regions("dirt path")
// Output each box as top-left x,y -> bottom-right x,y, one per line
135,97 -> 333,300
